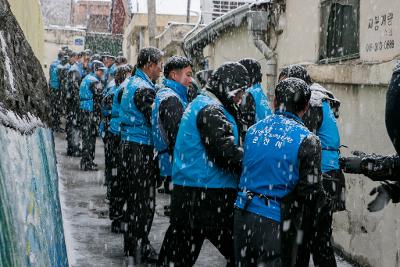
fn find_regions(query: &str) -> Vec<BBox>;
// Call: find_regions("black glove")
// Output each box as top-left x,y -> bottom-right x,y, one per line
360,154 -> 400,181
368,182 -> 392,212
339,151 -> 365,174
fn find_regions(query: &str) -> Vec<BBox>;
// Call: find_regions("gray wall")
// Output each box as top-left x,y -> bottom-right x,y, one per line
324,83 -> 399,267
40,0 -> 72,26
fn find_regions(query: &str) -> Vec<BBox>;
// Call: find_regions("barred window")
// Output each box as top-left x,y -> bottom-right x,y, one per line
319,0 -> 360,63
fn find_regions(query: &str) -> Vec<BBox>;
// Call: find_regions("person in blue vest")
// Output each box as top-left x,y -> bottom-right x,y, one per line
99,75 -> 116,185
158,62 -> 249,267
58,54 -> 72,121
49,50 -> 65,132
151,56 -> 192,206
277,65 -> 342,267
79,60 -> 107,171
151,55 -> 193,258
119,47 -> 163,263
66,52 -> 85,156
105,64 -> 134,233
101,52 -> 116,85
238,58 -> 272,135
234,77 -> 325,267
81,49 -> 92,75
340,63 -> 400,211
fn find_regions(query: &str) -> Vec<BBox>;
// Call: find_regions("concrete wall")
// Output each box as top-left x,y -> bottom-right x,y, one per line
278,1 -> 400,265
275,0 -> 320,67
8,0 -> 44,63
326,83 -> 398,267
0,0 -> 68,265
123,13 -> 198,64
204,25 -> 273,95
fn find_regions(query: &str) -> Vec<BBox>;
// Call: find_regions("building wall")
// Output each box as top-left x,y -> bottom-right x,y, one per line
43,28 -> 86,79
111,0 -> 129,34
326,83 -> 397,267
39,0 -> 72,26
72,0 -> 111,29
195,0 -> 400,265
275,0 -> 320,67
8,0 -> 44,63
123,13 -> 197,64
203,26 -> 272,93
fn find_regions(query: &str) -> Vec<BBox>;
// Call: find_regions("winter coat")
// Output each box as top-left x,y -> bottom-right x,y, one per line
152,78 -> 189,177
109,78 -> 129,136
119,68 -> 156,145
240,83 -> 272,131
49,59 -> 61,90
235,111 -> 322,222
172,90 -> 242,189
79,72 -> 103,114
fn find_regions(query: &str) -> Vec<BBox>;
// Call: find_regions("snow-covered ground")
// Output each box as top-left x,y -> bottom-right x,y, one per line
56,133 -> 354,267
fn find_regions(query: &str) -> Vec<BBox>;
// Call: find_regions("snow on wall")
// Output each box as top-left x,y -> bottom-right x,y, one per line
0,110 -> 68,267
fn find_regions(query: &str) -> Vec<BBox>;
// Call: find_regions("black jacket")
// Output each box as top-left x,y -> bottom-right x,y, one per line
196,103 -> 243,176
134,87 -> 156,125
239,92 -> 256,136
158,96 -> 185,154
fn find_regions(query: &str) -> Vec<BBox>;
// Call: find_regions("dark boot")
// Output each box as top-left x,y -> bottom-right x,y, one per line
141,242 -> 158,263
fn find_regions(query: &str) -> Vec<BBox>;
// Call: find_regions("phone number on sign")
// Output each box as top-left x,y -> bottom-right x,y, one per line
366,40 -> 395,52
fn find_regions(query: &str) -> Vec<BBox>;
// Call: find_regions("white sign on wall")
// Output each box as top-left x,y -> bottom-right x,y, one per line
360,0 -> 400,61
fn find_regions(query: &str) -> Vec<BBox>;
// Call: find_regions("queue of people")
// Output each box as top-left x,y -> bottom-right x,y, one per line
50,44 -> 388,267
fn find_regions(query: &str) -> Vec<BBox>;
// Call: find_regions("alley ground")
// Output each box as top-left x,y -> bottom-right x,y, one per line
55,133 -> 354,267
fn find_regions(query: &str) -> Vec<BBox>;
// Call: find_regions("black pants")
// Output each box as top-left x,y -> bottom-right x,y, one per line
295,203 -> 337,267
234,209 -> 282,267
158,186 -> 236,267
66,97 -> 81,154
80,111 -> 97,167
107,134 -> 123,219
103,129 -> 112,186
50,89 -> 63,130
120,141 -> 157,256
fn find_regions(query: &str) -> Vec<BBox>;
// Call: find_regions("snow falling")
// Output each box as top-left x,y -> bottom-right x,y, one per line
0,31 -> 16,94
1,0 -> 400,266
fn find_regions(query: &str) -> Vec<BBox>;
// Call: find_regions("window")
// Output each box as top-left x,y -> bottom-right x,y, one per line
319,0 -> 359,63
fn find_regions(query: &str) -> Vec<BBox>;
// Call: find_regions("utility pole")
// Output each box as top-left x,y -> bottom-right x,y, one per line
148,0 -> 156,47
186,0 -> 191,23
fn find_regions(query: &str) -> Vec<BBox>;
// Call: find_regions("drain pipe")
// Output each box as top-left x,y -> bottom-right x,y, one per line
247,10 -> 277,93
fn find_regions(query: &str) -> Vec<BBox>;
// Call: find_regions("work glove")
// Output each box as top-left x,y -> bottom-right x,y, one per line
339,150 -> 367,174
360,154 -> 400,181
368,182 -> 391,212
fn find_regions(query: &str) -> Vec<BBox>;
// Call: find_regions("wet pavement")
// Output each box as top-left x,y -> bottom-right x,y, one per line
55,132 -> 353,267
55,133 -> 225,266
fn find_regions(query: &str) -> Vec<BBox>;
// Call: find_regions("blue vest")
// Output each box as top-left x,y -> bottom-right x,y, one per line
172,92 -> 239,189
99,80 -> 116,138
58,63 -> 71,90
246,83 -> 272,122
109,78 -> 129,136
109,63 -> 117,79
318,100 -> 340,173
119,69 -> 156,145
152,79 -> 189,177
49,59 -> 60,90
79,73 -> 100,112
67,62 -> 84,96
68,62 -> 85,80
235,111 -> 311,222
